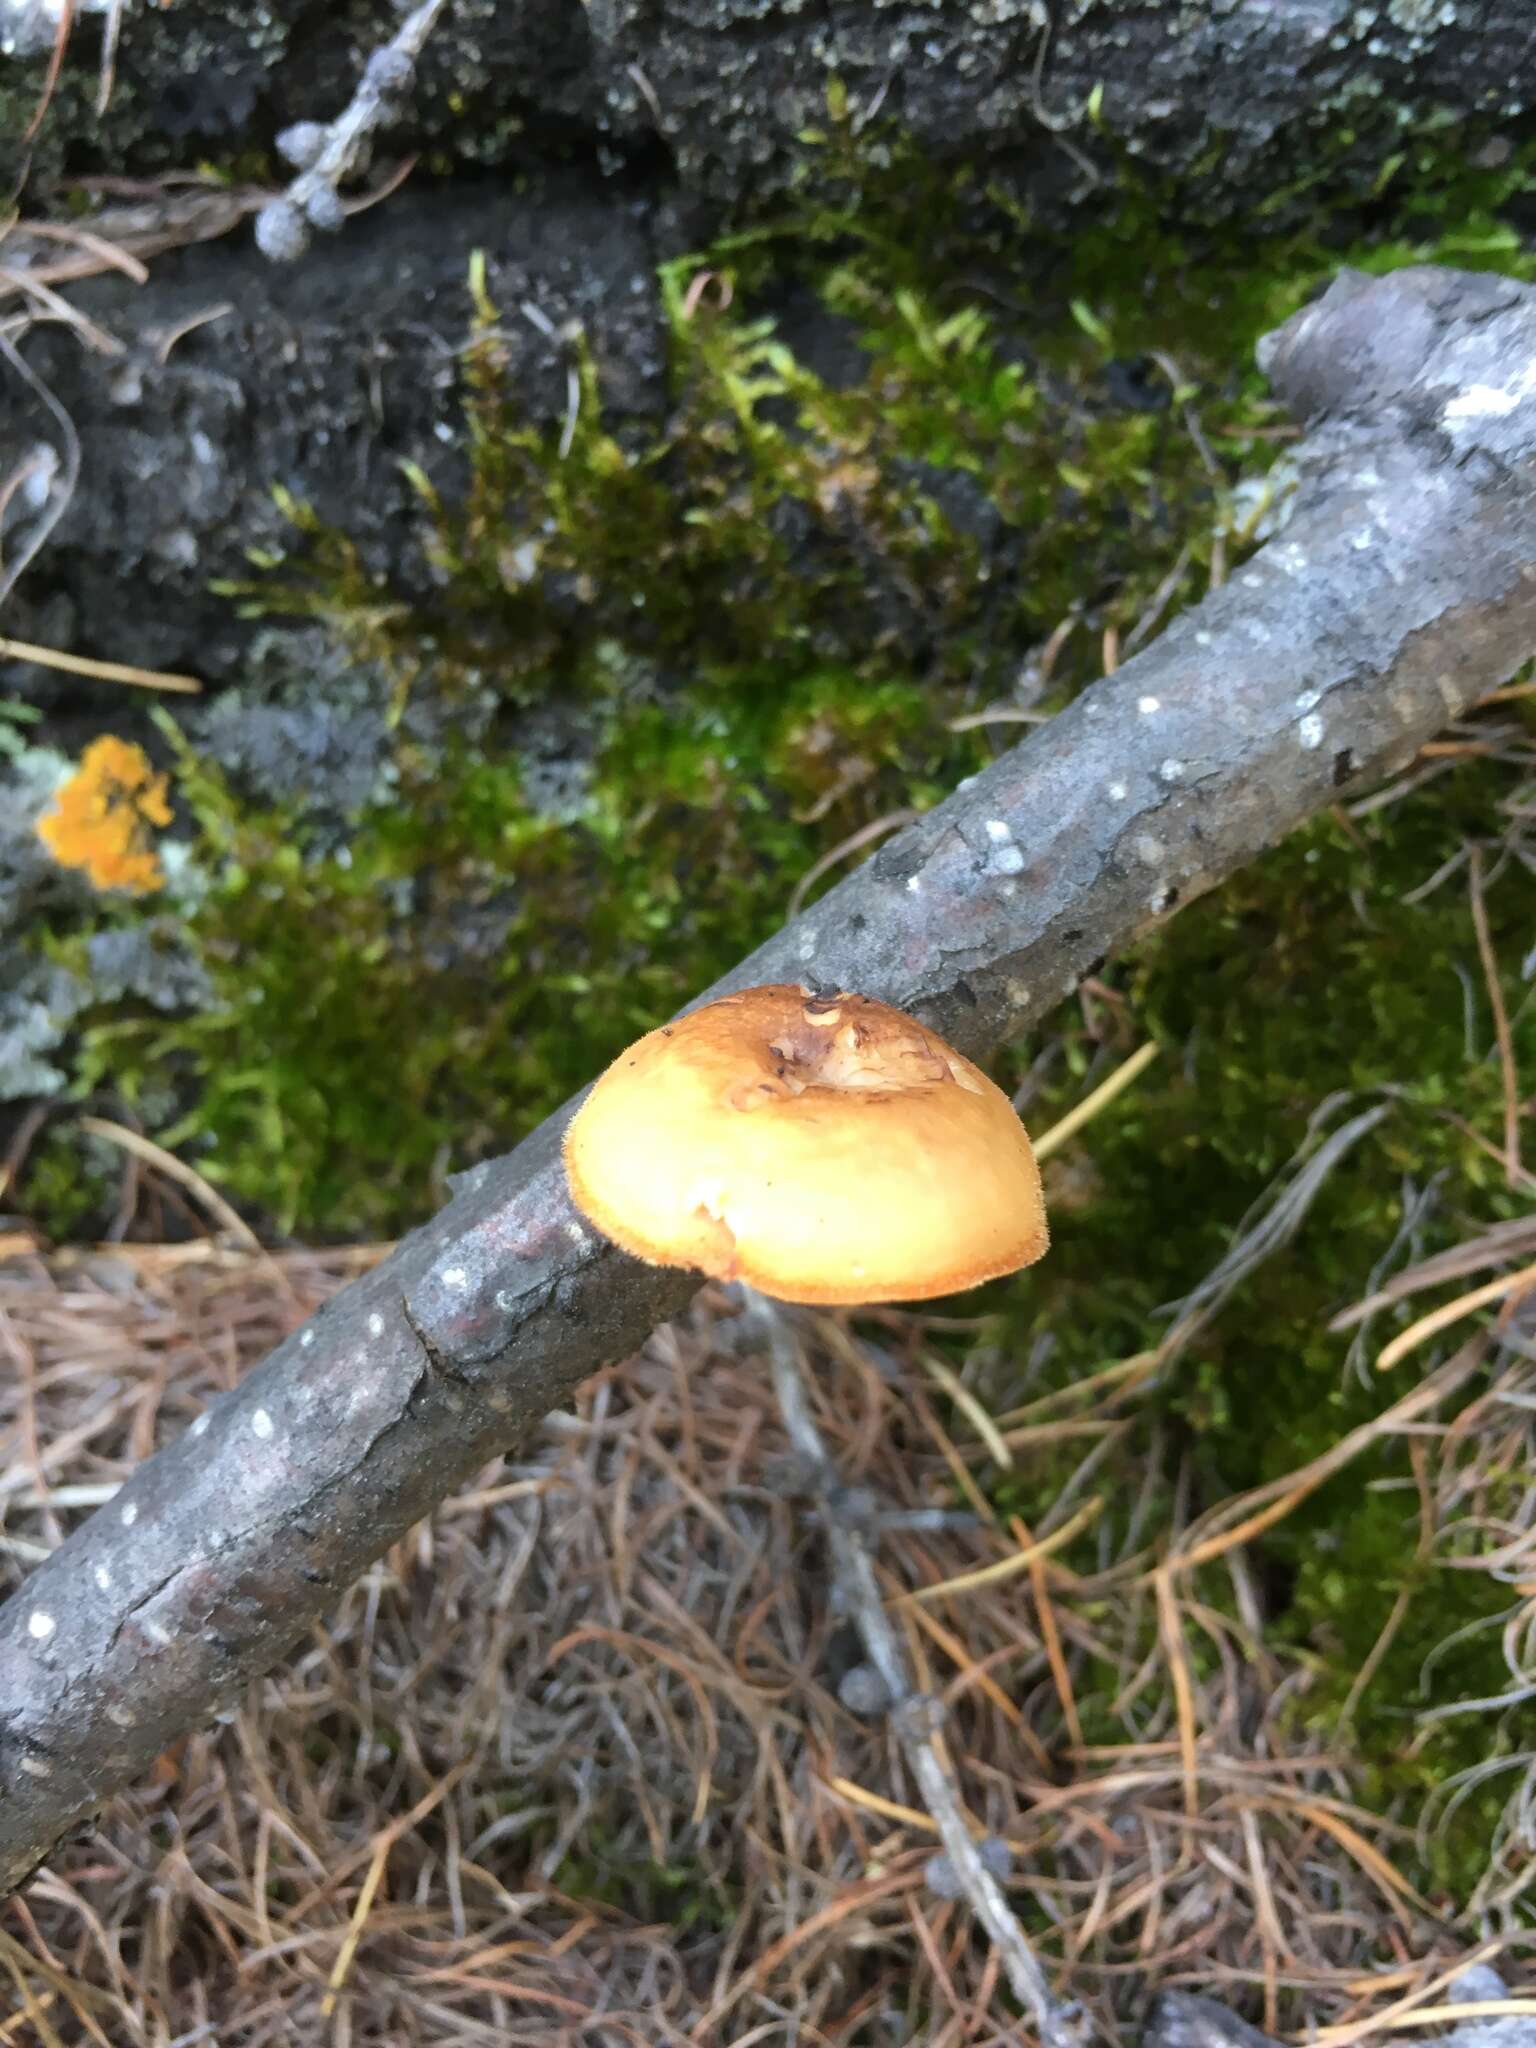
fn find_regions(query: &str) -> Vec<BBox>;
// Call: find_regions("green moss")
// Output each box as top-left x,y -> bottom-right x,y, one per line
554,1833 -> 738,1933
18,1126 -> 117,1241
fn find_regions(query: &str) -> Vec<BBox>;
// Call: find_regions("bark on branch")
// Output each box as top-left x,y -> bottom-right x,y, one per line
4,263 -> 1536,1897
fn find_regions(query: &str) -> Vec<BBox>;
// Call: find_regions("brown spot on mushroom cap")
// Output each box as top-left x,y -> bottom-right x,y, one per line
562,983 -> 1048,1304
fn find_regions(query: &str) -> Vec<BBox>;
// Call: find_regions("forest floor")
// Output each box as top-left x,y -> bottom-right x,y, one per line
3,1032 -> 1536,2043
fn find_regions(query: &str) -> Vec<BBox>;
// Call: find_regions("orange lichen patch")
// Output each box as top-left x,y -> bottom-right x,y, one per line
35,736 -> 173,895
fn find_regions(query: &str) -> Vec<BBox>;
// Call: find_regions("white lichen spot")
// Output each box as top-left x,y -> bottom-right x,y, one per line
1241,572 -> 1263,589
1194,630 -> 1213,647
1004,978 -> 1030,1008
300,1328 -> 316,1348
251,1407 -> 274,1440
190,1411 -> 210,1437
1298,712 -> 1325,751
1158,759 -> 1185,783
797,929 -> 818,961
1351,526 -> 1374,551
121,1501 -> 138,1528
1132,834 -> 1165,866
993,844 -> 1026,875
565,1221 -> 587,1244
1107,780 -> 1128,803
143,1619 -> 173,1647
19,1757 -> 52,1779
1148,885 -> 1174,914
367,1313 -> 384,1338
106,1703 -> 135,1729
1137,695 -> 1161,716
906,874 -> 923,895
984,818 -> 1013,844
495,1287 -> 518,1313
1442,381 -> 1521,422
27,1610 -> 55,1641
1295,688 -> 1321,713
441,1266 -> 468,1290
94,1564 -> 112,1592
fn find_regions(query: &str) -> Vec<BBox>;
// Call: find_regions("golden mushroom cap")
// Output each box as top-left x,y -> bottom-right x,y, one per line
562,983 -> 1048,1305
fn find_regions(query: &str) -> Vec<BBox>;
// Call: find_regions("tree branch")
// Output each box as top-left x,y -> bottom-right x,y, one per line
4,263 -> 1536,1898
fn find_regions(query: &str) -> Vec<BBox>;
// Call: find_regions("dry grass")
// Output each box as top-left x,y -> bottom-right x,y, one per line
3,1243 -> 1529,2047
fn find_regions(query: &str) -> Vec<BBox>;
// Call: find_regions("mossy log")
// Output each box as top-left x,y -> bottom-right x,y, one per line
2,262 -> 1536,1899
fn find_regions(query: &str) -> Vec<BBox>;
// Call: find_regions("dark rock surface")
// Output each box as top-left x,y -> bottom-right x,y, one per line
2,1 -> 1530,216
0,169 -> 668,703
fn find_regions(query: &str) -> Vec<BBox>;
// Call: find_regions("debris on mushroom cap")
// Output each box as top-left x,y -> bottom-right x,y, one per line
562,983 -> 1049,1305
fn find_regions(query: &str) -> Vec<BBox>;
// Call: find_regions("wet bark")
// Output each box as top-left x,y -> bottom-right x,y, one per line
3,261 -> 1536,1896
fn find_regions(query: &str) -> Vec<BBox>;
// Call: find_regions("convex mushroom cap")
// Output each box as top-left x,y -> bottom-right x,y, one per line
562,983 -> 1049,1304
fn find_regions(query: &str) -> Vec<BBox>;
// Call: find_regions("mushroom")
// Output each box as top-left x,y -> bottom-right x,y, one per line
562,982 -> 1048,1304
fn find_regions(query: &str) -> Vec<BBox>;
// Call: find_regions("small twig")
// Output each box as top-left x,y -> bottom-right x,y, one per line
788,808 -> 921,922
95,0 -> 125,115
1011,1511 -> 1085,1753
19,0 -> 75,148
0,635 -> 201,693
920,1349 -> 1014,1468
1375,1260 -> 1536,1374
893,1500 -> 1101,1607
0,265 -> 122,354
746,1288 -> 1088,2048
1032,1040 -> 1162,1163
75,1119 -> 258,1250
1156,1101 -> 1389,1361
320,1836 -> 390,2019
1331,1214 -> 1536,1332
255,0 -> 450,262
2,218 -> 149,286
1121,542 -> 1195,661
947,706 -> 1051,733
0,329 -> 80,605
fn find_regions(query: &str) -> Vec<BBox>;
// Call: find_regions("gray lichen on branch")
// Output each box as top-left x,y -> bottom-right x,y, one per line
4,263 -> 1536,1899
